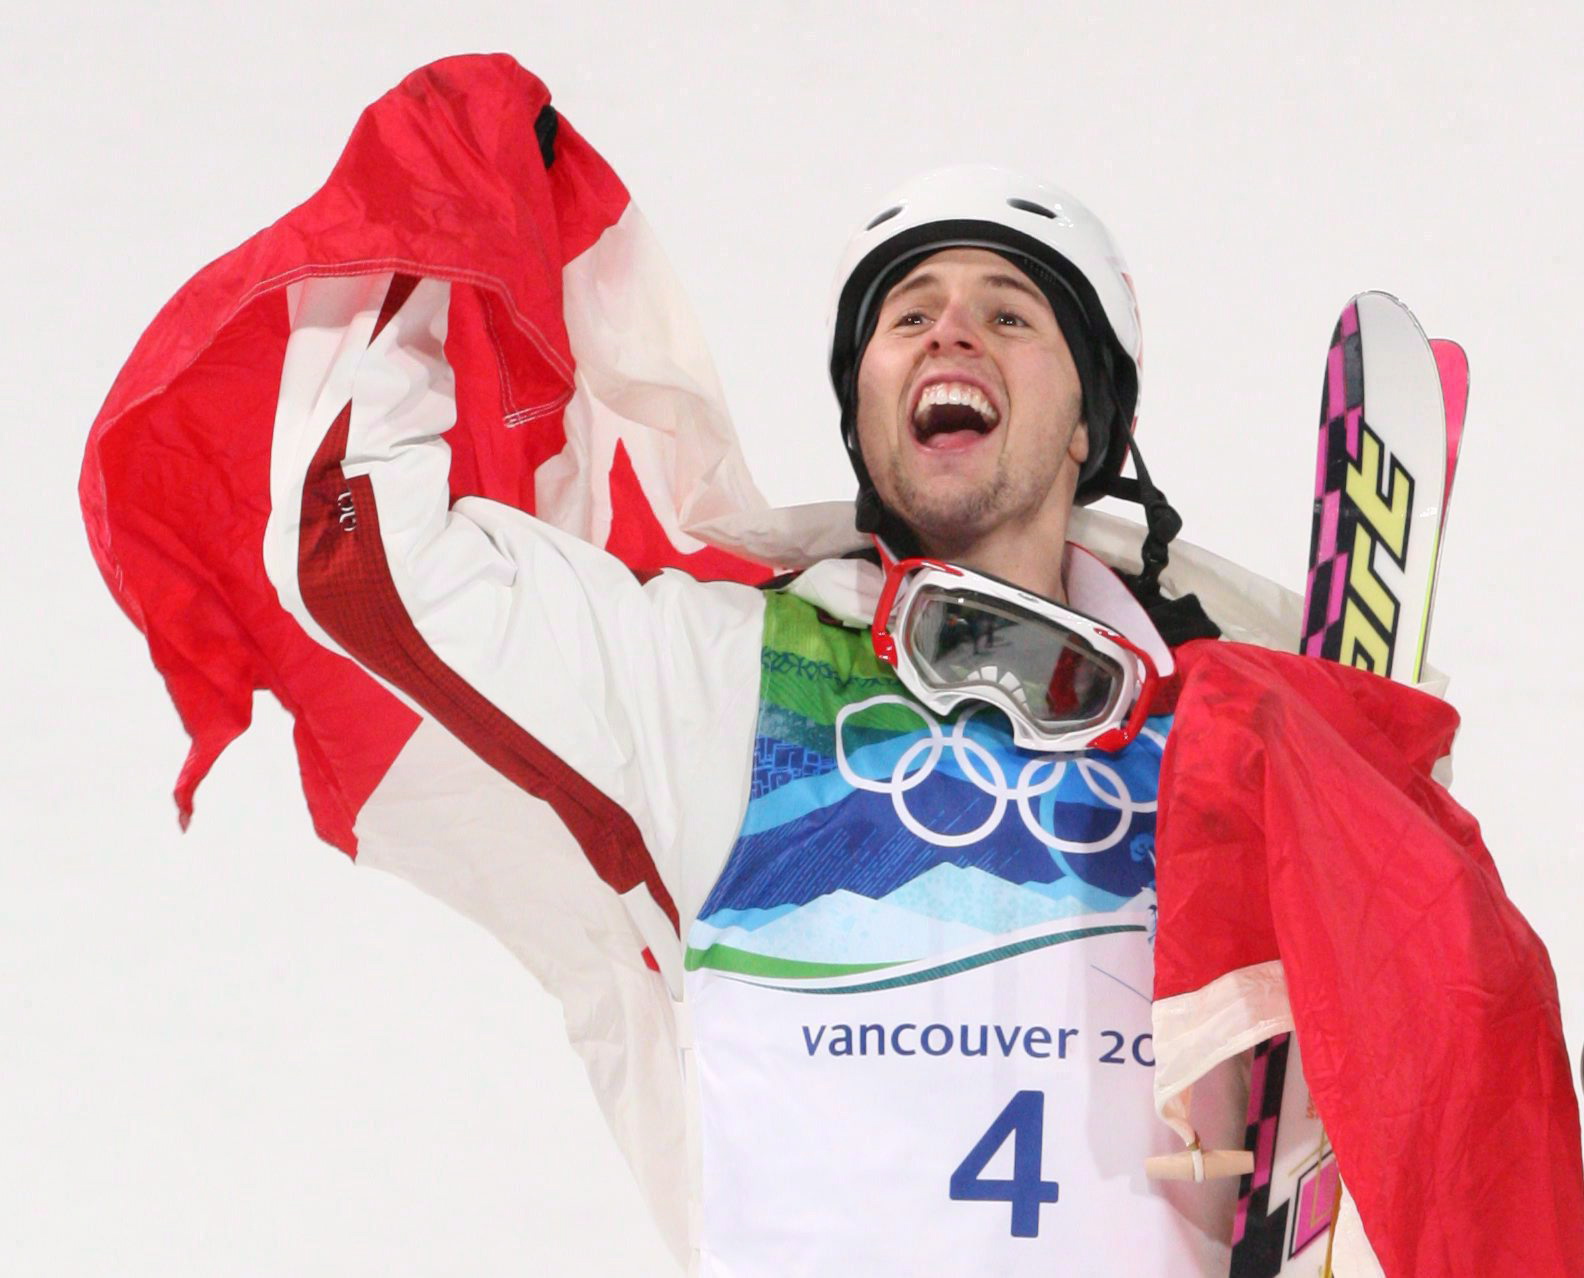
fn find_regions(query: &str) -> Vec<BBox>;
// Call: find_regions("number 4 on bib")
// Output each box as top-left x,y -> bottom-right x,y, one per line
949,1090 -> 1060,1237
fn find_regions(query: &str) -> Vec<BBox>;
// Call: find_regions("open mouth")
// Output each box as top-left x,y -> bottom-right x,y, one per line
911,381 -> 1000,450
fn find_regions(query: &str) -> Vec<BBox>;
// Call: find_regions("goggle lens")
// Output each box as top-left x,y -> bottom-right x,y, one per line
904,588 -> 1126,732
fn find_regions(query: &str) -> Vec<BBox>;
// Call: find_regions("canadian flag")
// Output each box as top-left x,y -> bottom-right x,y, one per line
79,54 -> 773,859
1152,640 -> 1584,1276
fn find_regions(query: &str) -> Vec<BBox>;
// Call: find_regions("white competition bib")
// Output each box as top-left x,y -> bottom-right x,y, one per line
684,592 -> 1233,1275
687,912 -> 1226,1275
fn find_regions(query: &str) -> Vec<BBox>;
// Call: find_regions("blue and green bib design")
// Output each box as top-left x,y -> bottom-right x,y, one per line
686,589 -> 1169,989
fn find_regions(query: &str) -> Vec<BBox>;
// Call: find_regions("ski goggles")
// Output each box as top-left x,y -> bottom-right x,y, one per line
871,555 -> 1160,753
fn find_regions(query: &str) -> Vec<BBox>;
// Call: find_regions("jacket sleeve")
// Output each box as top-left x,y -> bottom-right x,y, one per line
262,270 -> 765,956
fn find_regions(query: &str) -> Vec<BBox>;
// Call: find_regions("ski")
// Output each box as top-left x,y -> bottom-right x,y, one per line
1228,292 -> 1467,1278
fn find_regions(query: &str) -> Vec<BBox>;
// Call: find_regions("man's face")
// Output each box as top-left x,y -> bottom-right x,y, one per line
854,247 -> 1088,553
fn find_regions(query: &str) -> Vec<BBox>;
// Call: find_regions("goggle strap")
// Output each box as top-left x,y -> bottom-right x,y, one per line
1088,626 -> 1160,754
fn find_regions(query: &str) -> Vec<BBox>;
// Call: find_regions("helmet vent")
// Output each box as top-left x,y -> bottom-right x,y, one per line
864,204 -> 904,230
1006,197 -> 1057,219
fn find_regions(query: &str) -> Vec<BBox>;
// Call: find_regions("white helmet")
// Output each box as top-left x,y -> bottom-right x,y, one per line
826,164 -> 1142,505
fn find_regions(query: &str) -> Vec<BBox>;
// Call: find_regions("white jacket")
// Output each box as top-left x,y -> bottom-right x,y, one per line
265,271 -> 1396,1276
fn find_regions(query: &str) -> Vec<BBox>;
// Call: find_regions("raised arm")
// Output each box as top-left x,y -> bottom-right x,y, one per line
262,271 -> 765,957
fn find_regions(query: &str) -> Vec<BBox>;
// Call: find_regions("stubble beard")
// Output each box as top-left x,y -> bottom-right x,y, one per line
881,455 -> 1012,553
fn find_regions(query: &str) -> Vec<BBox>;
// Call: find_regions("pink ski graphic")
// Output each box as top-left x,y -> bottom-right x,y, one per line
1301,301 -> 1384,663
1232,305 -> 1371,1275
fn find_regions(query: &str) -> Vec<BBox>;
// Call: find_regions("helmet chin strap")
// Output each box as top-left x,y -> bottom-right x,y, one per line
854,483 -> 884,534
855,486 -> 923,562
1095,437 -> 1182,603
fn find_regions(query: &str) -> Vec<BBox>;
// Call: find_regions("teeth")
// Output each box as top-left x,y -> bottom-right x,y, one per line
914,382 -> 999,425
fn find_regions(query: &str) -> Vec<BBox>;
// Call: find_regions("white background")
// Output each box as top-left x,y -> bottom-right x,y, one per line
6,3 -> 1581,1274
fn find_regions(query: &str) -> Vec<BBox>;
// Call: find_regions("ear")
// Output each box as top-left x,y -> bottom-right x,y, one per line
1068,418 -> 1090,468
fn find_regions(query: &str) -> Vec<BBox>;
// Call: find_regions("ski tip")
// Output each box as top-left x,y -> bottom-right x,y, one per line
1430,337 -> 1469,379
1430,338 -> 1469,494
1429,338 -> 1469,388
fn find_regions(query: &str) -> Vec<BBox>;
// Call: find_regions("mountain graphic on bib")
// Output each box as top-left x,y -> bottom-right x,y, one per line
686,592 -> 1166,991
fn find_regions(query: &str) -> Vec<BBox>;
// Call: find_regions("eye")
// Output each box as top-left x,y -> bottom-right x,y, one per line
893,309 -> 930,328
993,309 -> 1029,328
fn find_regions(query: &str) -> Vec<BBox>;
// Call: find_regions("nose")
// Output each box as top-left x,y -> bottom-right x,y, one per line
926,299 -> 982,355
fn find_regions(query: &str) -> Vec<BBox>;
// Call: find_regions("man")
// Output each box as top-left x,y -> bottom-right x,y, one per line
263,165 -> 1244,1275
83,55 -> 1581,1278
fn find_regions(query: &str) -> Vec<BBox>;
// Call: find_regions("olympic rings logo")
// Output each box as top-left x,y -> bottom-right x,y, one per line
833,695 -> 1163,853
